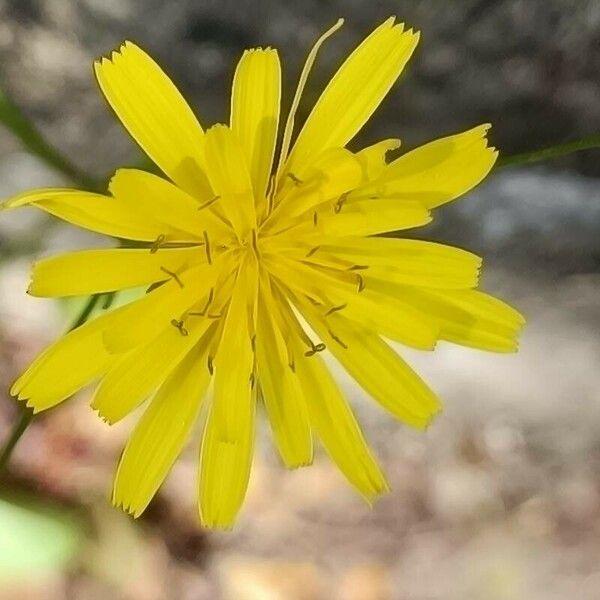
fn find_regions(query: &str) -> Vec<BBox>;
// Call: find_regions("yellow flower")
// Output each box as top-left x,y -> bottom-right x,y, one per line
2,18 -> 524,528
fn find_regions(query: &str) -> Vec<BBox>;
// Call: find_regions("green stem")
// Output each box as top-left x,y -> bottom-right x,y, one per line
0,294 -> 103,480
497,135 -> 600,168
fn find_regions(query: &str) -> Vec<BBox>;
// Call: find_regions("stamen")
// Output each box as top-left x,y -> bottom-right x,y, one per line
356,274 -> 366,293
249,372 -> 256,388
347,264 -> 369,271
328,329 -> 348,349
306,295 -> 322,306
313,211 -> 318,226
207,312 -> 223,319
207,355 -> 214,375
325,303 -> 347,316
304,342 -> 326,357
160,266 -> 184,288
334,193 -> 348,213
305,245 -> 320,258
171,319 -> 189,336
203,230 -> 212,264
150,234 -> 167,254
188,288 -> 215,317
197,195 -> 220,210
251,334 -> 256,352
287,172 -> 303,185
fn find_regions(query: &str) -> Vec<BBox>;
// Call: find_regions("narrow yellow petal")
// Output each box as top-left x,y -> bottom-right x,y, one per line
231,48 -> 281,207
299,303 -> 442,429
202,125 -> 256,237
199,382 -> 256,529
292,340 -> 388,502
354,138 -> 401,181
2,189 -> 172,241
94,42 -> 211,198
28,247 -> 203,297
10,304 -> 131,411
356,125 -> 498,208
210,260 -> 256,442
287,19 -> 418,171
91,316 -> 211,424
256,277 -> 312,468
318,198 -> 432,236
102,260 -> 232,353
108,169 -> 229,238
113,337 -> 211,517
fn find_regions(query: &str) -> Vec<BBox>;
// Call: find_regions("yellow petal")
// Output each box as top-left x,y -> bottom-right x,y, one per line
28,247 -> 203,297
2,189 -> 172,241
199,380 -> 256,529
102,260 -> 232,353
319,198 -> 432,236
356,125 -> 497,208
320,237 -> 482,289
256,277 -> 312,468
272,147 -> 363,221
287,18 -> 418,171
299,304 -> 441,429
231,48 -> 281,208
292,340 -> 388,502
94,42 -> 211,198
203,125 -> 256,237
108,169 -> 228,239
91,316 -> 211,424
210,259 -> 256,443
113,337 -> 211,517
354,138 -> 401,180
10,304 -> 131,412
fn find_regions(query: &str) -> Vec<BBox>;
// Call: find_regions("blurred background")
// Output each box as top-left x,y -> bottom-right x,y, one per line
1,1 -> 600,599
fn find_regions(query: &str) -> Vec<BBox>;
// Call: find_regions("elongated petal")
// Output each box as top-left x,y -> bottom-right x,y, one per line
300,306 -> 441,429
108,169 -> 228,238
113,338 -> 211,517
211,261 -> 256,442
10,305 -> 131,411
231,48 -> 281,206
92,316 -> 211,424
355,125 -> 497,208
292,342 -> 388,502
2,189 -> 172,241
199,383 -> 256,529
203,125 -> 256,236
354,138 -> 401,180
256,279 -> 312,468
287,18 -> 418,171
319,198 -> 432,236
94,42 -> 211,198
29,247 -> 203,297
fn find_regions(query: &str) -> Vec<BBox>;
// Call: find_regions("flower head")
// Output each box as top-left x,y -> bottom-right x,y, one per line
3,18 -> 523,528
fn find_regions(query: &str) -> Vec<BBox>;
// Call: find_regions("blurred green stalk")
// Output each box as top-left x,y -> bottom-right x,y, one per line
498,135 -> 600,167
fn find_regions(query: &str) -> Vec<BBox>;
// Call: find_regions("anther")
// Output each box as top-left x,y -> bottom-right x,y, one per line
197,195 -> 220,210
328,329 -> 348,349
313,211 -> 318,226
207,312 -> 222,319
287,172 -> 303,185
188,288 -> 214,317
347,264 -> 369,271
356,274 -> 365,293
325,303 -> 347,316
171,319 -> 189,336
249,372 -> 256,388
207,355 -> 214,375
203,230 -> 212,264
305,245 -> 320,257
334,193 -> 348,214
150,234 -> 167,254
304,342 -> 326,357
160,266 -> 184,288
251,335 -> 256,352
